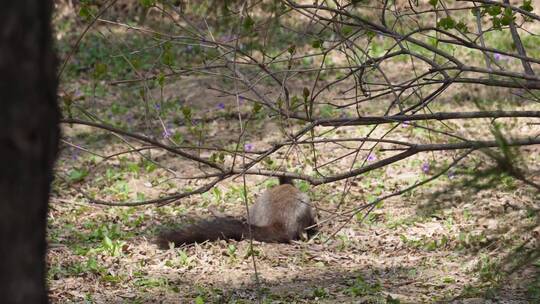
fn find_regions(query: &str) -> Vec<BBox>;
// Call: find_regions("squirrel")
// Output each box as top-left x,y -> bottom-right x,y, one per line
157,176 -> 317,248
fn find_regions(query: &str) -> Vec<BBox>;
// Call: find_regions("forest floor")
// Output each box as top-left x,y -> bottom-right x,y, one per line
48,76 -> 540,303
48,3 -> 539,303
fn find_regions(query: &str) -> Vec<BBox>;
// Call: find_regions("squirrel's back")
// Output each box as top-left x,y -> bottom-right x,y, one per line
249,184 -> 315,240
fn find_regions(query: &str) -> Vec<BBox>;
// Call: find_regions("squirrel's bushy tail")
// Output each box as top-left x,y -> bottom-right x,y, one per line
157,218 -> 290,248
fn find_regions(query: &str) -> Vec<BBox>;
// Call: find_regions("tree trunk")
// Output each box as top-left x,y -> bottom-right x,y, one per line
0,1 -> 59,303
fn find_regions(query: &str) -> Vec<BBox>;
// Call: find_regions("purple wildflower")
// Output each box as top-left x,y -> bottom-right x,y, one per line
422,162 -> 430,173
513,89 -> 526,97
244,143 -> 254,152
217,102 -> 225,110
367,154 -> 376,162
238,95 -> 245,104
494,53 -> 510,61
126,113 -> 133,124
71,149 -> 80,161
162,128 -> 171,139
221,35 -> 238,43
401,121 -> 411,128
155,103 -> 161,110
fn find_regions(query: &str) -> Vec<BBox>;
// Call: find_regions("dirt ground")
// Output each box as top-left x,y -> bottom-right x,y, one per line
48,75 -> 540,303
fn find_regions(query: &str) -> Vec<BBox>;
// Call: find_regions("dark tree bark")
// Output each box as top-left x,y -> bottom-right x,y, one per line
0,1 -> 59,303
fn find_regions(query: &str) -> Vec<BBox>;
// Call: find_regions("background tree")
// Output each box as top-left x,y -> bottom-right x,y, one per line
0,1 -> 59,303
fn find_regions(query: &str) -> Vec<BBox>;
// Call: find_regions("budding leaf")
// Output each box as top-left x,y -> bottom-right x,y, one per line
139,0 -> 155,8
486,5 -> 502,16
288,44 -> 296,55
252,102 -> 262,114
492,16 -> 502,30
157,73 -> 165,87
437,17 -> 456,30
501,7 -> 515,25
243,16 -> 255,31
181,106 -> 192,121
79,6 -> 91,21
93,62 -> 107,79
341,25 -> 353,36
520,0 -> 533,12
456,21 -> 469,33
303,87 -> 310,100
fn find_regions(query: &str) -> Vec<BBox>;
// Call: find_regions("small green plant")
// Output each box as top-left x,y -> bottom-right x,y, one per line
444,216 -> 455,230
177,249 -> 192,267
527,272 -> 540,301
67,168 -> 88,183
347,275 -> 381,297
463,208 -> 473,221
399,234 -> 449,251
108,180 -> 131,200
134,277 -> 170,290
457,231 -> 490,250
64,257 -> 106,277
461,284 -> 485,298
336,233 -> 351,251
387,216 -> 424,229
357,211 -> 383,225
82,223 -> 124,243
477,255 -> 502,283
244,246 -> 261,258
142,159 -> 157,173
312,287 -> 328,299
100,235 -> 126,257
100,273 -> 124,284
211,186 -> 223,204
165,249 -> 194,268
194,295 -> 205,304
226,244 -> 237,259
297,180 -> 311,193
442,276 -> 456,284
319,104 -> 337,118
84,257 -> 105,274
126,161 -> 141,175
